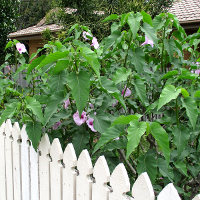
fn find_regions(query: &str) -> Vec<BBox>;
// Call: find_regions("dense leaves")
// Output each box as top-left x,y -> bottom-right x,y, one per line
1,11 -> 200,199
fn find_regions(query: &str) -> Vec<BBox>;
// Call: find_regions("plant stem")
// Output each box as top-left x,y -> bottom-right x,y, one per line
176,98 -> 179,126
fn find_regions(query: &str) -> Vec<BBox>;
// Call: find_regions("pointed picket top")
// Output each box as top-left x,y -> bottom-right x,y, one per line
12,122 -> 21,140
21,124 -> 29,143
5,119 -> 13,138
132,172 -> 155,200
110,163 -> 130,194
193,195 -> 200,200
93,156 -> 110,183
50,138 -> 63,162
157,183 -> 181,200
77,149 -> 93,175
0,122 -> 5,136
63,143 -> 77,168
39,134 -> 51,155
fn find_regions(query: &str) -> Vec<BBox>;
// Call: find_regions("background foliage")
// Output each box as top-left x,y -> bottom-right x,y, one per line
1,10 -> 200,200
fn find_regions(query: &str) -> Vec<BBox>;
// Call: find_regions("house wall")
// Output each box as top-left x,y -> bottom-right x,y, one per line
29,39 -> 44,56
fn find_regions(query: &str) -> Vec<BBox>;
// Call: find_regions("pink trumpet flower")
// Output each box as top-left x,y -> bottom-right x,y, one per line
16,42 -> 27,54
141,36 -> 154,48
86,118 -> 97,132
73,111 -> 87,126
91,37 -> 99,49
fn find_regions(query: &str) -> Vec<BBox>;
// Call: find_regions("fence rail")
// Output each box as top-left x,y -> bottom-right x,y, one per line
0,119 -> 199,200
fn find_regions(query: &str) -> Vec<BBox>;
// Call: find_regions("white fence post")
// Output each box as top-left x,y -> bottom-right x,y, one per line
12,122 -> 22,200
30,142 -> 39,200
0,122 -> 6,200
5,119 -> 14,200
131,172 -> 155,200
39,134 -> 51,200
0,120 -> 200,200
92,156 -> 110,200
21,125 -> 31,200
76,149 -> 93,200
157,183 -> 181,200
109,163 -> 130,200
63,143 -> 77,200
50,138 -> 63,200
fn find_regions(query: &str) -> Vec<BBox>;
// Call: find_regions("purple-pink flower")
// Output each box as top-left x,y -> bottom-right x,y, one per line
73,111 -> 87,126
52,121 -> 61,130
122,87 -> 131,97
191,69 -> 200,75
16,43 -> 27,54
64,99 -> 70,109
91,37 -> 99,49
89,103 -> 94,109
82,31 -> 92,40
86,118 -> 97,132
141,36 -> 154,48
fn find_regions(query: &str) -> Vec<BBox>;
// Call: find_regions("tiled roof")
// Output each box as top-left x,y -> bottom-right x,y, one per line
8,24 -> 62,38
169,0 -> 200,23
8,7 -> 105,39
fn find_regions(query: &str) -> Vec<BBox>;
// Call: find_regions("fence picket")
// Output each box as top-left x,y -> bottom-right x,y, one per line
0,122 -> 6,200
92,156 -> 110,200
157,183 -> 181,200
63,143 -> 77,200
21,125 -> 31,200
76,149 -> 93,200
30,143 -> 39,200
39,134 -> 51,200
5,119 -> 14,200
0,120 -> 199,200
109,163 -> 130,200
193,195 -> 200,200
50,139 -> 63,200
131,172 -> 155,200
12,122 -> 22,200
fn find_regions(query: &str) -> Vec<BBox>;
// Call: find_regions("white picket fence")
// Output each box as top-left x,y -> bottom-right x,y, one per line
0,119 -> 199,200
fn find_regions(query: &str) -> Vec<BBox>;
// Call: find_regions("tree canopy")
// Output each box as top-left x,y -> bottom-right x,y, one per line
0,0 -> 19,65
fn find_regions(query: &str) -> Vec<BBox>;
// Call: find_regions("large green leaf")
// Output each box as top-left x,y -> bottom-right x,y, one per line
112,67 -> 131,84
93,125 -> 124,153
127,12 -> 142,39
92,113 -> 111,134
112,114 -> 142,126
27,55 -> 45,74
126,120 -> 147,158
44,91 -> 66,125
158,158 -> 174,181
181,97 -> 198,129
103,30 -> 121,51
172,126 -> 190,156
129,48 -> 146,74
72,127 -> 90,157
137,150 -> 158,183
49,71 -> 68,92
26,121 -> 42,151
150,122 -> 170,163
141,22 -> 157,43
52,60 -> 69,74
141,11 -> 153,26
133,78 -> 149,106
37,51 -> 69,70
0,102 -> 20,126
25,97 -> 44,124
174,161 -> 188,176
80,47 -> 100,79
102,14 -> 119,22
164,39 -> 177,61
67,71 -> 90,115
101,76 -> 119,93
158,85 -> 181,110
